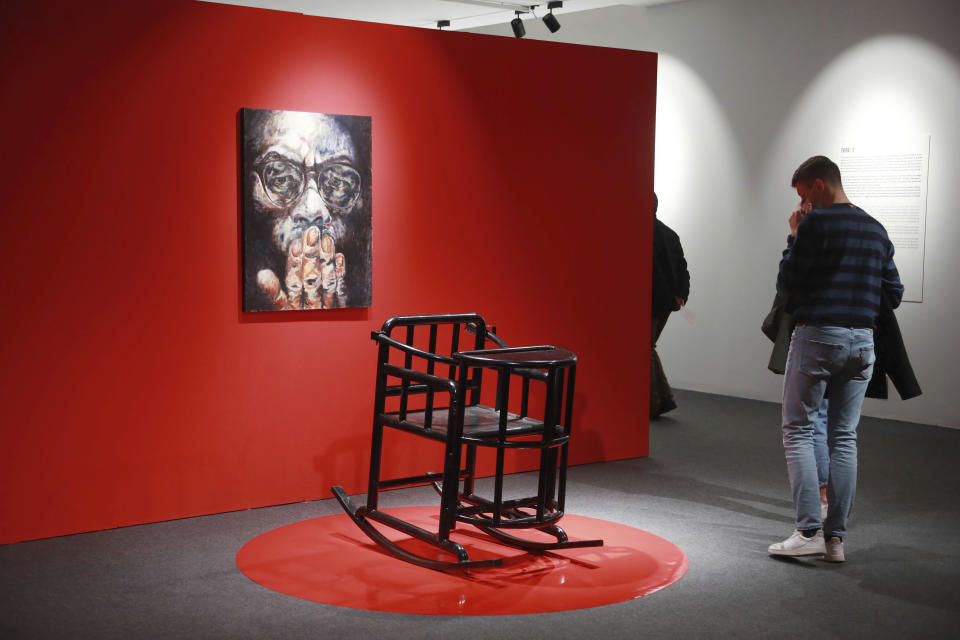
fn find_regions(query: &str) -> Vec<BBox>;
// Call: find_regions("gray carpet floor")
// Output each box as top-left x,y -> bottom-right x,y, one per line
2,389 -> 958,639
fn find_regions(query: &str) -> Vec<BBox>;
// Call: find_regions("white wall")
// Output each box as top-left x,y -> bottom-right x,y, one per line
470,0 -> 960,427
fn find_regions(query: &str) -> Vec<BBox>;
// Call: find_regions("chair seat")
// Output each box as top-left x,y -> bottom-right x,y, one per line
390,405 -> 549,438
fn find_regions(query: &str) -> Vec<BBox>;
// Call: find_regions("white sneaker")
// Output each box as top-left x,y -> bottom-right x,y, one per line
768,530 -> 825,557
824,537 -> 845,562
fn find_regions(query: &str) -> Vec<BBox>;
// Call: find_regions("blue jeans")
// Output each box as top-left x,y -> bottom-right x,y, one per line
782,326 -> 875,538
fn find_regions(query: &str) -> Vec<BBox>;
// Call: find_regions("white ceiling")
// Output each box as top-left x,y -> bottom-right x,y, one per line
198,0 -> 684,31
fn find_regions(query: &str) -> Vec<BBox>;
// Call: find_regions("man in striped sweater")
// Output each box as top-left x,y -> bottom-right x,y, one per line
767,156 -> 903,562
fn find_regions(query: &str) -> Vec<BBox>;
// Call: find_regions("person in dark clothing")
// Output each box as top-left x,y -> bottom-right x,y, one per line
650,193 -> 690,418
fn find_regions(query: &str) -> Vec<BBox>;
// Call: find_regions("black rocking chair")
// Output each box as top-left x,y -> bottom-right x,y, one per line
332,313 -> 602,570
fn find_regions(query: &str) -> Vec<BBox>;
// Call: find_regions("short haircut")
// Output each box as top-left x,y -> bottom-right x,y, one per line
791,155 -> 842,187
653,192 -> 658,213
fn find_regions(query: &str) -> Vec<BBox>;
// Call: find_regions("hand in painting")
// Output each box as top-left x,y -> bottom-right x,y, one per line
257,225 -> 347,310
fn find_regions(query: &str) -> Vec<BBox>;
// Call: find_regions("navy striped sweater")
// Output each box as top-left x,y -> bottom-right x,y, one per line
778,203 -> 903,329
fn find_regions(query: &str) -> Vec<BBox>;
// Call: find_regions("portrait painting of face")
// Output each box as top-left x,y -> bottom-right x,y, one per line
242,108 -> 372,311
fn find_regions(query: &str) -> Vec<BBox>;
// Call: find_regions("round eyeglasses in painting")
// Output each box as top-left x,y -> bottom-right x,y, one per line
256,154 -> 361,212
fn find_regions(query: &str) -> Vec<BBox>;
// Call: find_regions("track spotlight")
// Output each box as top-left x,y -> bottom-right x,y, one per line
543,1 -> 562,33
437,19 -> 450,30
511,11 -> 526,38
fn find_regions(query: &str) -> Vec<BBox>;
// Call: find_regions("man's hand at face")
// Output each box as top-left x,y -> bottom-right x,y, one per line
257,226 -> 347,310
301,226 -> 323,309
789,202 -> 812,237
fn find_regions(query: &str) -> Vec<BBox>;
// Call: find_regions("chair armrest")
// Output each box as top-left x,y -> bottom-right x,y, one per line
464,322 -> 509,349
371,332 -> 458,366
383,364 -> 458,396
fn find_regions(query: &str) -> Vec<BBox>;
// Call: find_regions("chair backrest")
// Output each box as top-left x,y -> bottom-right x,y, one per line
373,313 -> 496,410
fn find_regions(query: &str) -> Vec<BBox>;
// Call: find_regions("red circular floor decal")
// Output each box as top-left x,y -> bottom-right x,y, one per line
236,506 -> 688,615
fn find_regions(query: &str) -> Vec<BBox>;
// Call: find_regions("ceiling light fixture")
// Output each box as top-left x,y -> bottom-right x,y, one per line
437,19 -> 451,30
542,1 -> 562,33
511,11 -> 526,38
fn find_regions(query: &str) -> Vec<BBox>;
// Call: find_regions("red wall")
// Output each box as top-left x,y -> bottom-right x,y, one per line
0,0 -> 657,544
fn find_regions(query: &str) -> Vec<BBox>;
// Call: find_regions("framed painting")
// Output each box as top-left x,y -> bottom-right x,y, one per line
241,108 -> 372,311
